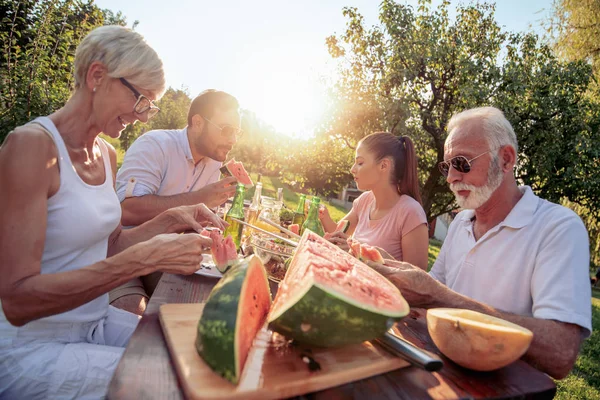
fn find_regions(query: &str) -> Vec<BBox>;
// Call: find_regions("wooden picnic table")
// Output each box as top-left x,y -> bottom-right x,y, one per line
107,272 -> 557,400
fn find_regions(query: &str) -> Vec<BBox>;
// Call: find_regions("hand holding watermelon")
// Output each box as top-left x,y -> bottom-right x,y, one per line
364,258 -> 441,308
164,204 -> 229,233
324,230 -> 350,251
193,176 -> 238,208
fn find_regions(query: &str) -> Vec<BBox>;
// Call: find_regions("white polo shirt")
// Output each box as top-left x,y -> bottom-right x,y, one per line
430,186 -> 592,335
115,128 -> 222,202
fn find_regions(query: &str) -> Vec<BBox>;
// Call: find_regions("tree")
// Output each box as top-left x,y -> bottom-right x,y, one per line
551,0 -> 600,90
549,0 -> 600,268
118,87 -> 191,151
0,0 -> 126,143
322,0 -> 600,222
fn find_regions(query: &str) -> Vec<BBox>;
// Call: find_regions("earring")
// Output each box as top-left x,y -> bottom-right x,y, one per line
93,87 -> 96,93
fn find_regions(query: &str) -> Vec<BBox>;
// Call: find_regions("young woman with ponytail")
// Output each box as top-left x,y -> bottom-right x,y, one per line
319,132 -> 429,270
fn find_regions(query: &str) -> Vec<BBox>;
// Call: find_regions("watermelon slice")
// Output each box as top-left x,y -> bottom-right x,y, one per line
220,158 -> 253,188
359,243 -> 385,264
288,224 -> 300,235
348,238 -> 385,264
268,230 -> 409,347
209,230 -> 239,273
335,219 -> 350,233
348,238 -> 362,259
196,255 -> 272,384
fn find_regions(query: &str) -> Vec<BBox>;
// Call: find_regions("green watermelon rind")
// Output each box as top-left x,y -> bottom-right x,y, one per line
268,229 -> 409,347
336,219 -> 350,233
268,281 -> 408,347
196,255 -> 271,384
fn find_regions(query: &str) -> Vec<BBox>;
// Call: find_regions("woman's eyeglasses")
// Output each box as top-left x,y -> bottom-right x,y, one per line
438,149 -> 494,176
119,78 -> 160,119
203,117 -> 243,139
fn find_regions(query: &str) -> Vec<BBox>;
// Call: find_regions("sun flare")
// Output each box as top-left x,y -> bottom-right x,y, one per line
234,52 -> 331,138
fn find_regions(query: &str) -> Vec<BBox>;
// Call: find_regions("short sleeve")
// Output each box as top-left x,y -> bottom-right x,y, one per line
352,191 -> 372,215
530,209 -> 592,335
398,198 -> 428,236
115,134 -> 166,202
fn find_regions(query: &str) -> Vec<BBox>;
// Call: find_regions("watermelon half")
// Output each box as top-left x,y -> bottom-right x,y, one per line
220,158 -> 253,188
208,230 -> 238,273
196,255 -> 272,384
268,230 -> 409,347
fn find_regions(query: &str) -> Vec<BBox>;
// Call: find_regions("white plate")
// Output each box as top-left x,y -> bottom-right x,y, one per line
194,255 -> 223,279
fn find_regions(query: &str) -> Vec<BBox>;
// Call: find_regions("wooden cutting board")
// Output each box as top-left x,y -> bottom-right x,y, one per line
159,303 -> 411,400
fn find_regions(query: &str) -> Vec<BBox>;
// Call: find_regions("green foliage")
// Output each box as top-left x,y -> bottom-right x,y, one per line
322,0 -> 600,222
118,87 -> 191,151
564,199 -> 600,269
427,238 -> 441,272
0,0 -> 125,143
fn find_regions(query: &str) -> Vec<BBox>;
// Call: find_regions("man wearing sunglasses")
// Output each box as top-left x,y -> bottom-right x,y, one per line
368,107 -> 591,380
110,89 -> 244,314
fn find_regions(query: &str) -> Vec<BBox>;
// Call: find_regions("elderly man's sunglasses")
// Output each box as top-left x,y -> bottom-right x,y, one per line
119,78 -> 160,119
438,150 -> 494,177
203,117 -> 243,139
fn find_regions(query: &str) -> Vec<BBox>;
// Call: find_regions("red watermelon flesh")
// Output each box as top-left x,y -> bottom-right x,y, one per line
275,232 -> 400,314
289,224 -> 300,235
209,230 -> 239,273
221,158 -> 253,188
359,244 -> 385,264
348,239 -> 362,259
196,255 -> 272,384
268,230 -> 409,347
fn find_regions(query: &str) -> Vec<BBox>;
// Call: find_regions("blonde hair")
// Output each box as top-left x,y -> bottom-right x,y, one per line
447,107 -> 519,154
74,25 -> 166,97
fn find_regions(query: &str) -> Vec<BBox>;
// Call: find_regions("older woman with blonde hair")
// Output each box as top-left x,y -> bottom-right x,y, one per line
0,26 -> 225,398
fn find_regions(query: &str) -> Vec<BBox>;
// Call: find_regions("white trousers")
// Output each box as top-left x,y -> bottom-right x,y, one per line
0,306 -> 140,399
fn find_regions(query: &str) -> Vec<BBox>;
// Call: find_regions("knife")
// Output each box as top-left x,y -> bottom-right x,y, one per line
230,217 -> 299,247
374,331 -> 443,372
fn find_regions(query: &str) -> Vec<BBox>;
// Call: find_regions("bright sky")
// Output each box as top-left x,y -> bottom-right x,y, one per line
94,0 -> 553,137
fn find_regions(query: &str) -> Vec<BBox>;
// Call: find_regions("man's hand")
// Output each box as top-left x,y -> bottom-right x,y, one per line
165,203 -> 229,233
327,231 -> 350,251
366,259 -> 442,308
194,176 -> 238,208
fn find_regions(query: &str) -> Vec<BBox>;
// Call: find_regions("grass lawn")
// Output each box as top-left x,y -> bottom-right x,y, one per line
555,289 -> 600,399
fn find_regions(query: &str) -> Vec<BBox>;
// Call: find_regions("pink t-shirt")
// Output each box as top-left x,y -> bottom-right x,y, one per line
352,191 -> 427,261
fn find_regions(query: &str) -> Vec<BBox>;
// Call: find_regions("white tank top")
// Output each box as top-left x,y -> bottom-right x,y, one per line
1,116 -> 121,326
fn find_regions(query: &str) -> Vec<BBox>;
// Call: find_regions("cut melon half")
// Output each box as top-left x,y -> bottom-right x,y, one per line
427,308 -> 533,371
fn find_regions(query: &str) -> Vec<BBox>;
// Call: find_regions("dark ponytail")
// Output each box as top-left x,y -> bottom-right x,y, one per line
359,132 -> 422,205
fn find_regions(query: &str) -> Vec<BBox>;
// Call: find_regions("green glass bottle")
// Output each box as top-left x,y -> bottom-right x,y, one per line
301,196 -> 325,237
224,183 -> 246,249
292,194 -> 307,226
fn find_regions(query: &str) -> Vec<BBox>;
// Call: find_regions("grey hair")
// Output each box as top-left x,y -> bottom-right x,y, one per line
73,25 -> 166,97
447,107 -> 518,154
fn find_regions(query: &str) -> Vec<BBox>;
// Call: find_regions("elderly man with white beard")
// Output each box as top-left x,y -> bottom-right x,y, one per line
368,107 -> 591,379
